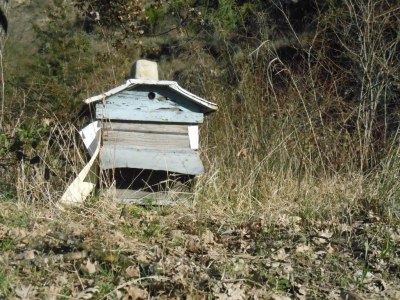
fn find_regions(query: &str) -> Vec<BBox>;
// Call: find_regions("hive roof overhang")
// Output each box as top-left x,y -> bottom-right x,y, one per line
84,79 -> 218,113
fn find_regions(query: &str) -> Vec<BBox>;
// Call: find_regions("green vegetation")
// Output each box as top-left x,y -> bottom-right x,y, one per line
0,0 -> 399,298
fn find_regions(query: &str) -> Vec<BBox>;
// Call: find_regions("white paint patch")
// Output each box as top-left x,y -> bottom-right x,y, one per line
79,121 -> 101,157
188,125 -> 199,150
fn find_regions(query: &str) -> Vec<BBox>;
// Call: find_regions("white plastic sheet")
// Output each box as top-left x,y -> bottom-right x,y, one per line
58,121 -> 101,208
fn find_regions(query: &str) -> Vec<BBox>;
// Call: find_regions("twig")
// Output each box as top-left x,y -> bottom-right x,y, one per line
10,251 -> 88,267
221,278 -> 267,289
74,261 -> 86,290
249,40 -> 269,59
309,235 -> 351,249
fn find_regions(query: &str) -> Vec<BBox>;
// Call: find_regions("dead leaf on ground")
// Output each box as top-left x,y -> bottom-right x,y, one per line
277,214 -> 302,228
293,283 -> 307,300
327,244 -> 337,254
84,259 -> 98,274
56,273 -> 69,285
215,282 -> 247,300
136,251 -> 152,264
269,293 -> 291,300
126,265 -> 140,278
237,148 -> 248,158
114,230 -> 125,242
43,285 -> 62,300
170,230 -> 184,238
185,235 -> 202,253
295,245 -> 311,253
385,288 -> 400,298
15,249 -> 40,260
281,263 -> 293,274
353,270 -> 374,283
15,284 -> 37,300
125,286 -> 148,300
75,286 -> 99,299
247,287 -> 266,300
202,229 -> 215,244
272,248 -> 289,261
0,225 -> 9,239
12,228 -> 27,239
340,290 -> 365,300
66,222 -> 87,237
313,229 -> 333,245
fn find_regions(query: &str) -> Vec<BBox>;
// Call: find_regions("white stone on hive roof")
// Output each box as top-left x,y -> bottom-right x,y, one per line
131,60 -> 159,80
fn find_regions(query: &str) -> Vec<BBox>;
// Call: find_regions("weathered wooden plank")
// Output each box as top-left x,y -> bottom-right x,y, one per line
114,189 -> 189,206
100,146 -> 205,174
96,101 -> 203,123
117,199 -> 180,205
103,131 -> 190,150
96,103 -> 203,123
106,90 -> 184,110
103,122 -> 188,135
95,88 -> 204,123
115,189 -> 188,200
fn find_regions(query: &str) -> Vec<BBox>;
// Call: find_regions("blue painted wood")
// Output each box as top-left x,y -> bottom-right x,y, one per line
95,86 -> 204,123
100,146 -> 205,174
133,85 -> 203,112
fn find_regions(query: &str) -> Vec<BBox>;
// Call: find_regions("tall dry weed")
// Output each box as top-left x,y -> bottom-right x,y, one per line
191,0 -> 400,221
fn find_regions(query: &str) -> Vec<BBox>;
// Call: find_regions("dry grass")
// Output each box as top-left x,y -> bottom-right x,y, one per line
1,169 -> 400,298
1,55 -> 399,298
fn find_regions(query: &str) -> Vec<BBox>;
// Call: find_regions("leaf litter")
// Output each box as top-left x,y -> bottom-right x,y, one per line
0,202 -> 399,299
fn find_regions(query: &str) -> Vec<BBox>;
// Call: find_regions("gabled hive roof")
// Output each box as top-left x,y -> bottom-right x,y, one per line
84,79 -> 218,113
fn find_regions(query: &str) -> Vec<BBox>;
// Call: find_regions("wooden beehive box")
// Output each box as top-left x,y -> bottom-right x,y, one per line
83,60 -> 217,203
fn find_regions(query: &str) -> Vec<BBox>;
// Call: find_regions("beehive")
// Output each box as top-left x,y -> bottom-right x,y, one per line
83,60 -> 218,203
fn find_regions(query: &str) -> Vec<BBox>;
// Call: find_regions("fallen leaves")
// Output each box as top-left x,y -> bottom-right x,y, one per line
0,204 -> 399,299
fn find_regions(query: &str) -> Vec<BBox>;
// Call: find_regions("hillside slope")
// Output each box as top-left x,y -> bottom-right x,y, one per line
0,1 -> 400,298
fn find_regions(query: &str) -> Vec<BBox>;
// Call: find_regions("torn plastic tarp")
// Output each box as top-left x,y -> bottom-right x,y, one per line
58,121 -> 101,208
